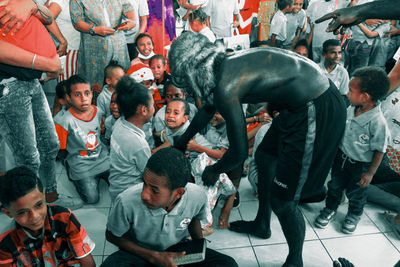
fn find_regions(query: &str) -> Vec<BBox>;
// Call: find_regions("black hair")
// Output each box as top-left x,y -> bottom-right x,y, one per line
55,80 -> 67,99
277,0 -> 293,10
104,60 -> 124,80
65,74 -> 90,95
149,54 -> 166,66
116,76 -> 152,119
145,148 -> 191,190
135,33 -> 154,46
188,9 -> 208,24
164,80 -> 185,95
250,40 -> 269,48
0,166 -> 44,208
294,39 -> 310,58
351,66 -> 389,102
168,98 -> 190,116
322,39 -> 341,53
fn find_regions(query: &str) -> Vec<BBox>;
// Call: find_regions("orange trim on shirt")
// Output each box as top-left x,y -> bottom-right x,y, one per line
55,124 -> 69,150
69,105 -> 98,122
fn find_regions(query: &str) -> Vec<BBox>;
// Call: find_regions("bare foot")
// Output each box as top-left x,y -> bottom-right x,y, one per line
218,213 -> 229,229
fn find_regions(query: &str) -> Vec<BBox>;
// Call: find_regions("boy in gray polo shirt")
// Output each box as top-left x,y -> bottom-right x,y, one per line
315,67 -> 391,234
102,148 -> 238,266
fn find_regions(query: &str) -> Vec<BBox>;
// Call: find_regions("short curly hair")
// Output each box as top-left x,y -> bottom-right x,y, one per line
351,66 -> 389,102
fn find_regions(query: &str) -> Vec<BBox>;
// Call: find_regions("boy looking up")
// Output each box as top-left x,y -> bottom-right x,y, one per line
109,76 -> 154,201
0,166 -> 95,266
269,0 -> 293,47
55,75 -> 110,204
102,148 -> 238,266
320,39 -> 350,103
315,67 -> 390,234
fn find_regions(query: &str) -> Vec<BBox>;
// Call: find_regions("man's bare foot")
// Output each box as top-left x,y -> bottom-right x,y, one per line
229,220 -> 271,239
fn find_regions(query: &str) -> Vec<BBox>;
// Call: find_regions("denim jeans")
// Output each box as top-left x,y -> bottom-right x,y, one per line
0,79 -> 59,192
348,40 -> 372,76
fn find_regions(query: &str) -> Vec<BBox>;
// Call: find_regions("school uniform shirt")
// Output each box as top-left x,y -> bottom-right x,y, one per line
307,0 -> 348,48
204,0 -> 239,38
104,115 -> 118,141
106,182 -> 207,251
199,26 -> 216,43
318,61 -> 350,95
189,124 -> 229,160
340,104 -> 390,162
269,10 -> 287,42
153,103 -> 198,133
55,105 -> 110,180
109,117 -> 151,200
96,85 -> 113,119
283,9 -> 306,46
0,204 -> 95,266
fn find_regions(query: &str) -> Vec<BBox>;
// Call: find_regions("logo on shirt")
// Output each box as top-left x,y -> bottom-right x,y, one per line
85,131 -> 98,151
177,218 -> 191,231
273,177 -> 288,189
359,134 -> 369,144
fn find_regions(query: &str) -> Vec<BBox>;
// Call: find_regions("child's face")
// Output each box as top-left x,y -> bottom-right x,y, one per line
150,59 -> 166,81
283,4 -> 293,13
347,77 -> 367,106
67,83 -> 93,113
210,113 -> 225,128
144,95 -> 155,122
292,0 -> 303,14
165,86 -> 184,104
189,20 -> 202,33
165,101 -> 188,131
106,68 -> 125,90
109,93 -> 120,119
137,36 -> 154,57
141,80 -> 154,89
2,187 -> 47,237
295,45 -> 309,58
141,169 -> 183,210
323,46 -> 342,66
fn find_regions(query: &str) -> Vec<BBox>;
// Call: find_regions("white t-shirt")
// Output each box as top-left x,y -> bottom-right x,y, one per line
123,0 -> 149,44
49,0 -> 80,50
284,9 -> 306,46
204,0 -> 239,38
269,10 -> 287,42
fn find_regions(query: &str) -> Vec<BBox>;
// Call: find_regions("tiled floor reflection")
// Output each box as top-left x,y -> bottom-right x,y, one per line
0,161 -> 398,266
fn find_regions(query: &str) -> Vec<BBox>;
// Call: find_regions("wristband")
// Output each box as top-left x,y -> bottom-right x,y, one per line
32,54 -> 37,70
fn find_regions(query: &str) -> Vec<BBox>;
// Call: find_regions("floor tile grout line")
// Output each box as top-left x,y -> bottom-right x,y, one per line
382,232 -> 400,254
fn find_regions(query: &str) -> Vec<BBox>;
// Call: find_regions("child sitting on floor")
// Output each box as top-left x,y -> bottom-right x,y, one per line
55,75 -> 110,204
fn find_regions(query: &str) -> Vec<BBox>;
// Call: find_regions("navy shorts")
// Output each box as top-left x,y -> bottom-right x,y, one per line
257,81 -> 346,201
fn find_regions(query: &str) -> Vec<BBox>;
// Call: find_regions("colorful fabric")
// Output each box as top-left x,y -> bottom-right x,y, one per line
0,205 -> 95,266
70,0 -> 133,86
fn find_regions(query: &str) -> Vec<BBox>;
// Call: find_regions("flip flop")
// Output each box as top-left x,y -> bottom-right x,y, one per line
384,211 -> 400,240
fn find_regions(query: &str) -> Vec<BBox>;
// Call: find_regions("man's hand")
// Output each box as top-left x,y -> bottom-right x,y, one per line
202,165 -> 219,187
150,251 -> 185,267
333,257 -> 355,267
315,6 -> 364,34
0,0 -> 36,36
358,172 -> 373,187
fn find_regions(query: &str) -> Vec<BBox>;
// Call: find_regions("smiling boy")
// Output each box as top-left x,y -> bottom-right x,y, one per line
0,166 -> 95,266
102,148 -> 237,266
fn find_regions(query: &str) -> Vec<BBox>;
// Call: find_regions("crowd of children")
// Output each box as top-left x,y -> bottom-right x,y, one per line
1,0 -> 400,265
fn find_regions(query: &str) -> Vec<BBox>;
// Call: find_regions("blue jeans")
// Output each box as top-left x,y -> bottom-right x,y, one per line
348,40 -> 372,76
0,79 -> 59,193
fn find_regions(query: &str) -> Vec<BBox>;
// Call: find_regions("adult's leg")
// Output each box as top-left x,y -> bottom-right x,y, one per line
271,197 -> 304,267
190,248 -> 238,267
348,40 -> 372,76
101,250 -> 154,267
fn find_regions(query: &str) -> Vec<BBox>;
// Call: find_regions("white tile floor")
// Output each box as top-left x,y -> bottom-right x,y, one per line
1,161 -> 399,267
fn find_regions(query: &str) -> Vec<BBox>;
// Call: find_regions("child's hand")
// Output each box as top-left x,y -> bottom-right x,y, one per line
186,139 -> 197,151
358,172 -> 373,187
